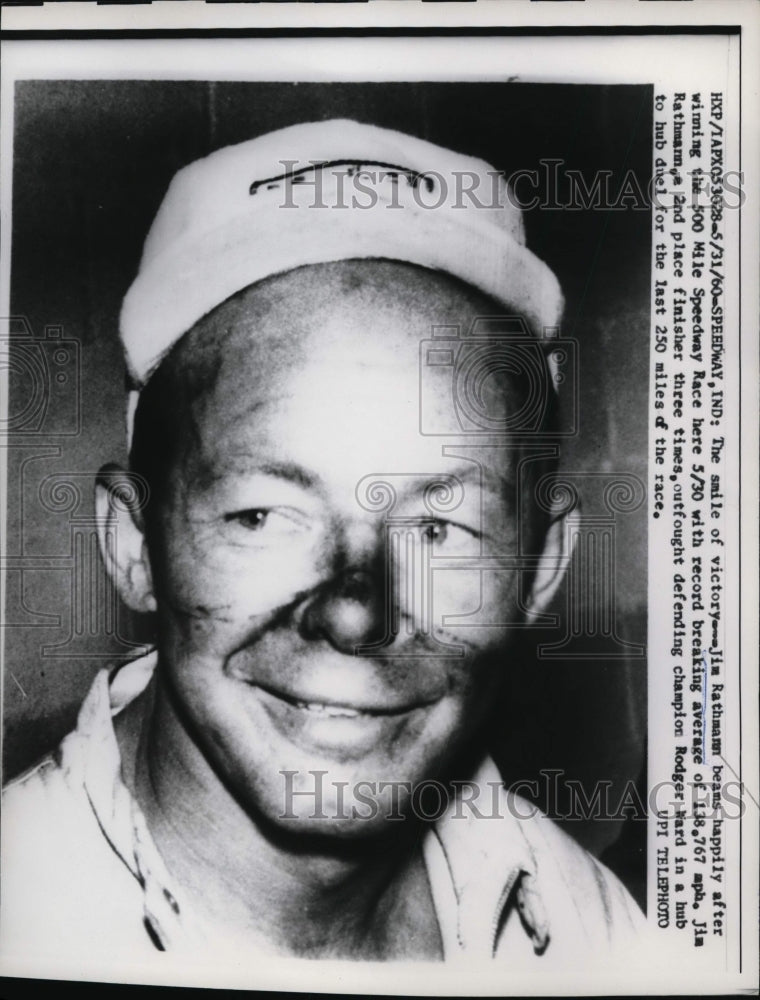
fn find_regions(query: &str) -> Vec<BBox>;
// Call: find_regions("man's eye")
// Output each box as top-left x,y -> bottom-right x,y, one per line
425,522 -> 447,543
225,508 -> 308,537
424,521 -> 479,552
235,509 -> 269,530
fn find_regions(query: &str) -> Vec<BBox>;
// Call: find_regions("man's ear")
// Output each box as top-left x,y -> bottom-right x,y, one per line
95,464 -> 157,614
524,509 -> 577,623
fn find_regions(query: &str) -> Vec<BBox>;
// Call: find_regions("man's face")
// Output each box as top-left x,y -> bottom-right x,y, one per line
142,261 -> 535,834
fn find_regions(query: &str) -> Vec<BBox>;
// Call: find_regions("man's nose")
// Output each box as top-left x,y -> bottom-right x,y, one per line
298,567 -> 388,654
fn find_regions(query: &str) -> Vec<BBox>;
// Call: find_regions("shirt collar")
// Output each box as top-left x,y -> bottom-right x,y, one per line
58,652 -> 201,948
423,759 -> 550,957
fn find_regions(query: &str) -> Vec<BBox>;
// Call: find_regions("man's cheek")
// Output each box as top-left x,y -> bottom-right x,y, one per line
157,607 -> 237,663
442,656 -> 501,708
162,541 -> 322,619
432,567 -> 478,607
436,567 -> 522,632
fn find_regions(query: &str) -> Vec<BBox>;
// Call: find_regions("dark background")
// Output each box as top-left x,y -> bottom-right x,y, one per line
5,80 -> 651,906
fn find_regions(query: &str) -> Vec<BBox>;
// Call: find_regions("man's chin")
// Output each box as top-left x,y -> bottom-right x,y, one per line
249,759 -> 456,844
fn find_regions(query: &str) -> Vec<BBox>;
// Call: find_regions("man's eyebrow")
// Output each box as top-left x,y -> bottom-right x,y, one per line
387,465 -> 514,498
445,464 -> 515,495
216,457 -> 319,490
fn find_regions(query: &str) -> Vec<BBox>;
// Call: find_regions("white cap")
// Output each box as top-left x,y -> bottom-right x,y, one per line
120,118 -> 563,389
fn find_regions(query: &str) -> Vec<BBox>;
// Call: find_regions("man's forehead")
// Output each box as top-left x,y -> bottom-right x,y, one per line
174,259 -> 499,370
138,258 -> 540,488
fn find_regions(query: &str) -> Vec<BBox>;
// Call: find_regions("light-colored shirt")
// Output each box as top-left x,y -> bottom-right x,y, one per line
1,652 -> 644,967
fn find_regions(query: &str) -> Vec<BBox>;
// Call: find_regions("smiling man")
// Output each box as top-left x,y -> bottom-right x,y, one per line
2,120 -> 644,964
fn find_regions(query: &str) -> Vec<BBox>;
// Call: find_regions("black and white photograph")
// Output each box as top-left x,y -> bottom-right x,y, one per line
0,3 -> 756,995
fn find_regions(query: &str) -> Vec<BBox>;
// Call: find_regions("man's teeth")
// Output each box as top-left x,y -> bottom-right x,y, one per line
295,700 -> 362,718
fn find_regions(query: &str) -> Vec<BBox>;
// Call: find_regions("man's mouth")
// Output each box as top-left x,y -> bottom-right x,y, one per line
292,701 -> 363,718
251,679 -> 420,718
226,661 -> 443,759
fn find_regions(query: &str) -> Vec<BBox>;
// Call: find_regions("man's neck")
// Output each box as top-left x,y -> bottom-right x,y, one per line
115,678 -> 442,960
